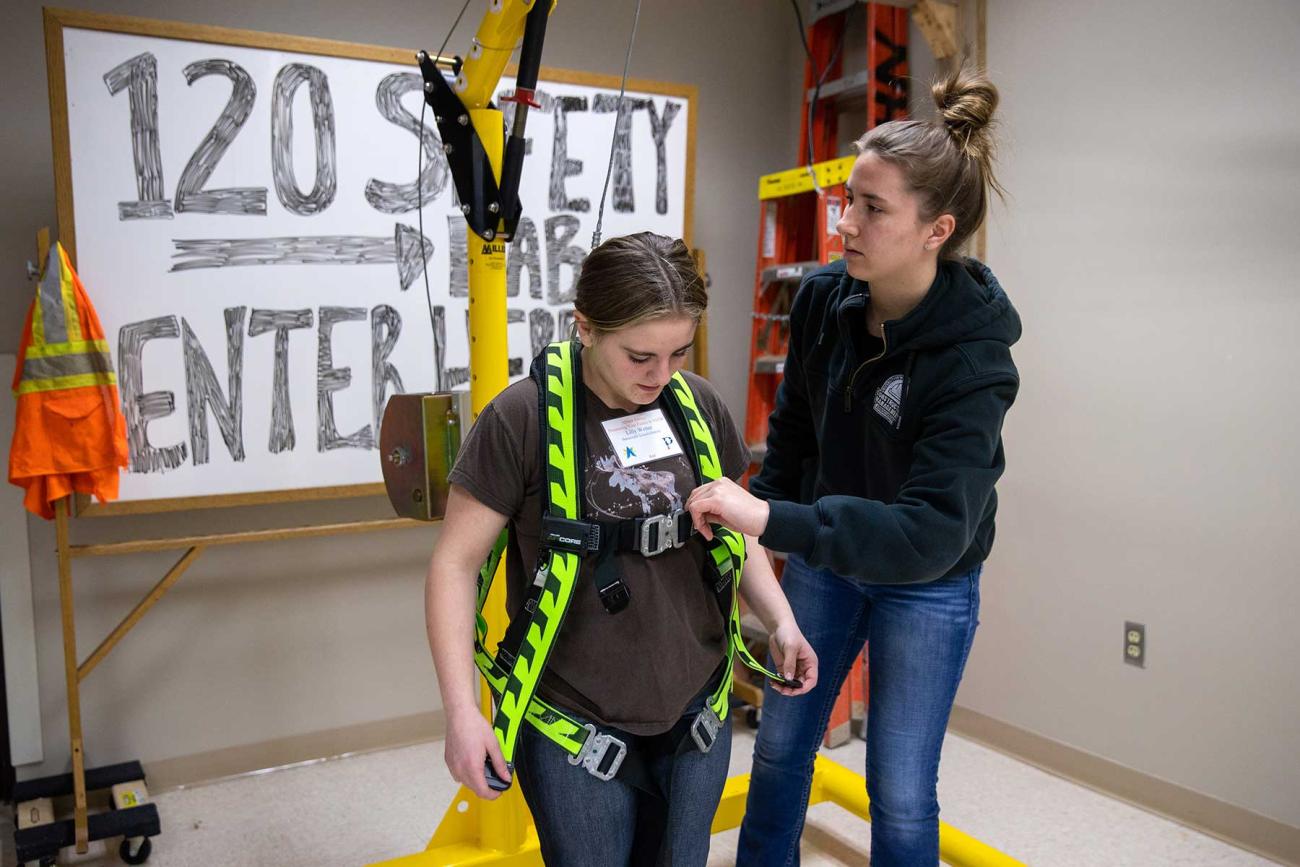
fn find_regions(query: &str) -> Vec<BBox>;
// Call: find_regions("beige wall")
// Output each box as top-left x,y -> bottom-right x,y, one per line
961,0 -> 1300,830
4,0 -> 795,781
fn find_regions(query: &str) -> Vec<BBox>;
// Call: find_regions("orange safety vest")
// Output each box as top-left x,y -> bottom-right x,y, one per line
8,242 -> 128,518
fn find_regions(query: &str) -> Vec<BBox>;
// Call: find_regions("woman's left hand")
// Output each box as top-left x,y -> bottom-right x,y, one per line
685,477 -> 770,539
768,620 -> 818,697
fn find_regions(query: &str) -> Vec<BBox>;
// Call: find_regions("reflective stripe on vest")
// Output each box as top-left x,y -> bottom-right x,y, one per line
17,245 -> 116,396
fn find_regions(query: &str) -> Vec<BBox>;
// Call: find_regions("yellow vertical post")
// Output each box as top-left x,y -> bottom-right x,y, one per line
465,105 -> 530,854
467,108 -> 509,422
467,104 -> 510,679
373,5 -> 547,865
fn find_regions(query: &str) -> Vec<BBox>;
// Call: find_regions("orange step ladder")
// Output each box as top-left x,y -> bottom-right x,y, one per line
742,2 -> 909,748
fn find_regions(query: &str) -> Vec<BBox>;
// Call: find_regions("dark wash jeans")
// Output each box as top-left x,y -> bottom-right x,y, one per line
515,692 -> 733,866
737,553 -> 982,866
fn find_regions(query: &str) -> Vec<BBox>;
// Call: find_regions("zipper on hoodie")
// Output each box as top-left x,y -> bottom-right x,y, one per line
843,329 -> 888,412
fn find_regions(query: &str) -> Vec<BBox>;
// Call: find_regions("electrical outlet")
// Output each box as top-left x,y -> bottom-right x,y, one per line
1124,621 -> 1145,668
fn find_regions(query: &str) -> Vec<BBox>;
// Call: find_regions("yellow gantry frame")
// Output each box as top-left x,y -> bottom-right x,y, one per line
375,754 -> 1025,867
372,2 -> 1023,864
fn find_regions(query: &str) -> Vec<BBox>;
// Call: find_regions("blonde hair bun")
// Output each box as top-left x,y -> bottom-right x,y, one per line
932,65 -> 999,159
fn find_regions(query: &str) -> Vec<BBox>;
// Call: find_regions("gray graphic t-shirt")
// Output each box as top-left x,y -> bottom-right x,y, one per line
447,370 -> 748,735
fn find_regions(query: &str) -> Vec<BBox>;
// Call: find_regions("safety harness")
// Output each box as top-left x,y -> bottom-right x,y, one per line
472,340 -> 789,791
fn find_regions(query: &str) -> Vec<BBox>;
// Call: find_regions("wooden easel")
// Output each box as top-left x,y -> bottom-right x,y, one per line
50,501 -> 420,852
30,224 -> 426,855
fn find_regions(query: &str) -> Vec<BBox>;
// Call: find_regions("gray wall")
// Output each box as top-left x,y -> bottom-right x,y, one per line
960,0 -> 1300,829
3,0 -> 795,781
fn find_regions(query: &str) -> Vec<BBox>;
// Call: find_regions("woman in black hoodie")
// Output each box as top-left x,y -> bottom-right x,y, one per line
685,67 -> 1019,866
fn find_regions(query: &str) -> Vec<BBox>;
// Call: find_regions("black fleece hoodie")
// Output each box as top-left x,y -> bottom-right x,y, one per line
752,256 -> 1021,584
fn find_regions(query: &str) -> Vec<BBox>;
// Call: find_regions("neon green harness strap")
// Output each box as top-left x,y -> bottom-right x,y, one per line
472,346 -> 785,767
664,375 -> 786,720
473,531 -> 589,757
485,341 -> 585,764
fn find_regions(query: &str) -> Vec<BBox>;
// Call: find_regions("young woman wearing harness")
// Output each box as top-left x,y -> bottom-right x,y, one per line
685,67 -> 1021,866
426,232 -> 819,865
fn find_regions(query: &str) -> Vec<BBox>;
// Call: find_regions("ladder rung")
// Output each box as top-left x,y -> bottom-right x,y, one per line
809,0 -> 858,25
761,261 -> 822,285
747,441 -> 768,462
806,69 -> 870,103
754,356 -> 785,375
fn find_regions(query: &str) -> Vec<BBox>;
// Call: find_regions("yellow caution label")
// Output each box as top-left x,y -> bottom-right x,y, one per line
757,155 -> 857,200
112,780 -> 150,809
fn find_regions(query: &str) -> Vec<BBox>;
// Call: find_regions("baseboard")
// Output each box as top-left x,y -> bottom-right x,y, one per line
949,705 -> 1299,866
143,710 -> 446,792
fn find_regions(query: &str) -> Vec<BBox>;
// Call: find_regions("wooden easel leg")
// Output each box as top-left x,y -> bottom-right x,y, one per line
55,496 -> 89,852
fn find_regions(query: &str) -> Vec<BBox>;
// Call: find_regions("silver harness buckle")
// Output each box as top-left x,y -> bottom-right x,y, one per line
568,723 -> 628,781
690,704 -> 723,754
639,509 -> 687,557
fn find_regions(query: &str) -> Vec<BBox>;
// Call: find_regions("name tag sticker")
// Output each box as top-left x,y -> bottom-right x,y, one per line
601,409 -> 683,468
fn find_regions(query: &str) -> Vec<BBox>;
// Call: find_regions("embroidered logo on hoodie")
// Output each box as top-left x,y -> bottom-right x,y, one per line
873,374 -> 904,427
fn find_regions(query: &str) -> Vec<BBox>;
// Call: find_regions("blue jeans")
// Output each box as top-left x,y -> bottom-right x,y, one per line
515,698 -> 733,866
737,554 -> 982,866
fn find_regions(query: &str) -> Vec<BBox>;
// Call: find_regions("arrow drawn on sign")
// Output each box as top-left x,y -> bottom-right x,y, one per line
169,223 -> 435,292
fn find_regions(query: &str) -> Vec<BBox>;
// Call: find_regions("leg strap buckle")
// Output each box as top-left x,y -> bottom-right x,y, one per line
568,723 -> 628,781
690,704 -> 723,754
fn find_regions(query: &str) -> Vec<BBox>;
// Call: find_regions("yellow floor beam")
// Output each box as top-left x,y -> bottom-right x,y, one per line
809,756 -> 1026,867
370,757 -> 1024,866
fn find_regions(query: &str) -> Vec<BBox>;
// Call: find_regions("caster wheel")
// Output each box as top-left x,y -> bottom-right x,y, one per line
120,836 -> 152,865
745,707 -> 760,729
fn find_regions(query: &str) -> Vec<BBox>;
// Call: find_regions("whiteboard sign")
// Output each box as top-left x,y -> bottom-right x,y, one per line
47,13 -> 694,511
